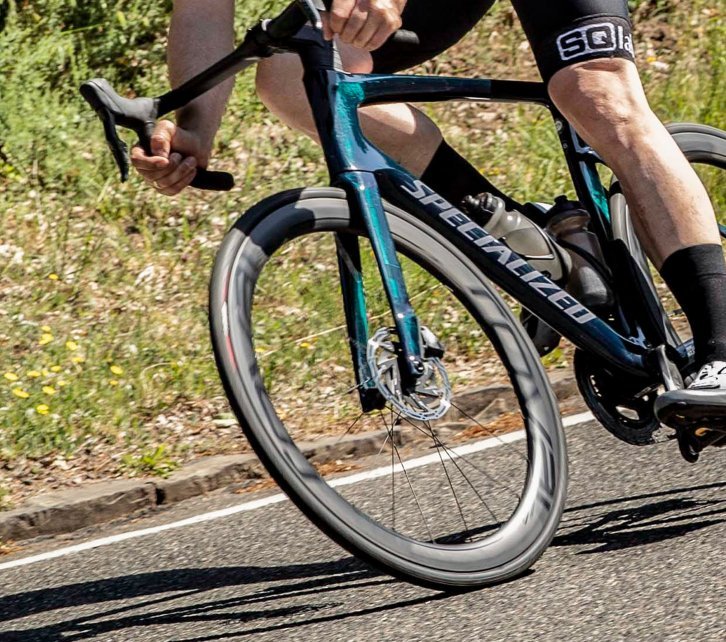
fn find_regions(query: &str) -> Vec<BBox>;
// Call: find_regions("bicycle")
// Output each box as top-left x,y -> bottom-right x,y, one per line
80,0 -> 725,590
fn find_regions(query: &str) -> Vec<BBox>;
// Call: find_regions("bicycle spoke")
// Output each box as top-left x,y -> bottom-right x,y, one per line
375,410 -> 435,542
449,400 -> 529,463
400,414 -> 520,507
430,423 -> 473,538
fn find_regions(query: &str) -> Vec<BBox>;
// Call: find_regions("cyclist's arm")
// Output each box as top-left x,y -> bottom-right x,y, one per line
169,0 -> 235,159
131,0 -> 235,194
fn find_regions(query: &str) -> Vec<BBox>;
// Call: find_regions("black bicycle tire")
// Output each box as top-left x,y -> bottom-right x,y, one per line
609,122 -> 726,351
209,187 -> 568,590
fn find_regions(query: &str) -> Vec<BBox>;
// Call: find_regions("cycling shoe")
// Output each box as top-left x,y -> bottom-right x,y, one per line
655,361 -> 726,448
655,388 -> 726,429
688,360 -> 726,390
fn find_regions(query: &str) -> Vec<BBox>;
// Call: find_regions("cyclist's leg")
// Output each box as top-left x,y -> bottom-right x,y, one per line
512,0 -> 726,404
256,47 -> 441,175
256,0 -> 505,205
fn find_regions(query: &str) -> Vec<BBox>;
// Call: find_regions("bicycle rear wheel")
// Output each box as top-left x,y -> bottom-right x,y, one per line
581,124 -> 726,446
210,187 -> 567,590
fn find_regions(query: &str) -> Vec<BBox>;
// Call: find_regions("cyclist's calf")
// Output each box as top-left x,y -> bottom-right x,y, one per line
548,58 -> 717,266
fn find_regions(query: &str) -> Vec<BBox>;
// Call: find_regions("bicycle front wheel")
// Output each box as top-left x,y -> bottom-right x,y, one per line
210,187 -> 567,590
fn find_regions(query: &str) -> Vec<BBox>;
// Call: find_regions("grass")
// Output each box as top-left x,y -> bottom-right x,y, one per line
0,0 -> 723,501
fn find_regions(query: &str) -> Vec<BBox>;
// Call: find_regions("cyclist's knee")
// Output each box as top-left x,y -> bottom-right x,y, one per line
548,59 -> 657,145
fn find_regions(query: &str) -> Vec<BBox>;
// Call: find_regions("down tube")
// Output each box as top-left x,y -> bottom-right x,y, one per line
377,168 -> 651,378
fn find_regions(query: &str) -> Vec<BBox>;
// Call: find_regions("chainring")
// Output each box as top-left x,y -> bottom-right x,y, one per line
574,350 -> 672,446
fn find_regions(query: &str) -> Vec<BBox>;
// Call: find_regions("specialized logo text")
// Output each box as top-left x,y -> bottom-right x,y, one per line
400,179 -> 597,325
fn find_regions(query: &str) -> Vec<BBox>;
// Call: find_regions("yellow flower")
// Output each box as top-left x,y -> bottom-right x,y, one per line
36,404 -> 50,415
27,370 -> 41,378
50,365 -> 62,373
12,388 -> 30,399
109,379 -> 120,387
48,273 -> 60,281
300,342 -> 314,350
42,386 -> 57,396
41,325 -> 52,333
3,373 -> 19,382
65,340 -> 79,351
42,369 -> 50,376
71,356 -> 86,364
39,333 -> 54,346
110,365 -> 124,376
58,380 -> 69,387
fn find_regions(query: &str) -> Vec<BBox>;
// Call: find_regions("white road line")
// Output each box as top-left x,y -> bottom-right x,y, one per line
0,411 -> 593,572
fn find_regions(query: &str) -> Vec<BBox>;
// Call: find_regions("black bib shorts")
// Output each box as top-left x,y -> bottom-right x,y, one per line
371,0 -> 635,82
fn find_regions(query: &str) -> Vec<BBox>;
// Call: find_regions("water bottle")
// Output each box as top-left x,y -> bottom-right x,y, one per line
462,193 -> 570,282
545,197 -> 614,312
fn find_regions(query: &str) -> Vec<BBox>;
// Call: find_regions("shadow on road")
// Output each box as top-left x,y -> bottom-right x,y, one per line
3,481 -> 722,639
0,557 -> 443,641
553,480 -> 726,553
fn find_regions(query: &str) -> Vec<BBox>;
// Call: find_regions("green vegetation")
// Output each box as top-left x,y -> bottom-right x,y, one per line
121,444 -> 179,478
0,1 -> 723,501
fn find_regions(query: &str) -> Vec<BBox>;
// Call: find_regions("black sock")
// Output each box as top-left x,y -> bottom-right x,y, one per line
420,140 -> 518,210
660,244 -> 726,366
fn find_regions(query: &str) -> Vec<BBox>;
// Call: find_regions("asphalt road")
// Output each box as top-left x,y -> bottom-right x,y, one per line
0,418 -> 724,642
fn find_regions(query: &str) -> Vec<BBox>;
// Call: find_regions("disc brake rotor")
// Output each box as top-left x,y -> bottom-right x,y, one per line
367,327 -> 451,421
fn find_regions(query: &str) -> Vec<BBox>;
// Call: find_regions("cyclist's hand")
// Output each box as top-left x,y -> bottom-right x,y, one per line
323,0 -> 406,51
130,120 -> 209,196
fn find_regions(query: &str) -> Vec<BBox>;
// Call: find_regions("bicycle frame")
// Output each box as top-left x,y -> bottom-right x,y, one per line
135,17 -> 694,400
291,30 -> 695,394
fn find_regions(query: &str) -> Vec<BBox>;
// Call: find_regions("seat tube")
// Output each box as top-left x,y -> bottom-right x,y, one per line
339,171 -> 424,385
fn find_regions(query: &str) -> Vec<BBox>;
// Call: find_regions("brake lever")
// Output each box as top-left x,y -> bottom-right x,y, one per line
80,78 -> 234,191
80,78 -> 158,183
99,110 -> 130,182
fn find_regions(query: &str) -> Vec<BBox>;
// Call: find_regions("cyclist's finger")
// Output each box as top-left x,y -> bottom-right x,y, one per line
139,152 -> 182,189
137,165 -> 177,183
340,7 -> 368,45
329,0 -> 356,35
149,120 -> 176,159
366,16 -> 401,51
158,163 -> 197,196
352,13 -> 384,50
321,14 -> 334,40
150,154 -> 195,191
130,145 -> 170,171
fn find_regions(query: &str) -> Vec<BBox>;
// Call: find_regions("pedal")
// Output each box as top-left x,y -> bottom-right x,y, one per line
693,425 -> 726,447
676,421 -> 726,462
677,430 -> 702,463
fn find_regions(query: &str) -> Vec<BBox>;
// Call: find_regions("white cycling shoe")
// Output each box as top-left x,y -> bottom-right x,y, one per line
655,361 -> 726,448
688,361 -> 726,390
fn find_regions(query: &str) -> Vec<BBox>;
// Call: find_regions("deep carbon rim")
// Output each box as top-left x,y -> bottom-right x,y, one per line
209,189 -> 568,588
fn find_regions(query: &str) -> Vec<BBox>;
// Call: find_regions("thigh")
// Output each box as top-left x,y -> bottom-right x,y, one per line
371,0 -> 496,73
511,0 -> 635,83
